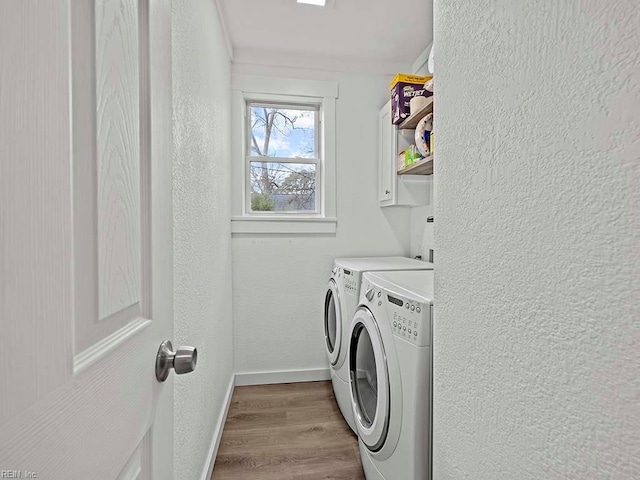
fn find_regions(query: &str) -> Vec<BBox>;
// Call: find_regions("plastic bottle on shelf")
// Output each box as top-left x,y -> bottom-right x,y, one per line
429,129 -> 435,155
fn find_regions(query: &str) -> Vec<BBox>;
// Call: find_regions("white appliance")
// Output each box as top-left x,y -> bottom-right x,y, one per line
349,270 -> 434,479
324,257 -> 433,433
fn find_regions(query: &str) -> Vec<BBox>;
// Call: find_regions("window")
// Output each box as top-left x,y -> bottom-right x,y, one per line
247,103 -> 320,214
231,76 -> 338,234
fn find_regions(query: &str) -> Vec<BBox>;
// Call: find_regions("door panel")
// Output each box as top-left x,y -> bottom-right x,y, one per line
349,308 -> 390,452
353,325 -> 378,426
325,288 -> 338,352
324,280 -> 342,364
95,0 -> 142,322
0,0 -> 173,477
73,0 -> 152,363
118,433 -> 151,480
0,0 -> 73,430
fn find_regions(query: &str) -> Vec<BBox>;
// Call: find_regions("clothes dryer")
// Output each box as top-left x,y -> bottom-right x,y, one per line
349,270 -> 434,479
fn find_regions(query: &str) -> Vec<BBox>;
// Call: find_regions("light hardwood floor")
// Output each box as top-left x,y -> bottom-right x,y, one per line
212,381 -> 365,480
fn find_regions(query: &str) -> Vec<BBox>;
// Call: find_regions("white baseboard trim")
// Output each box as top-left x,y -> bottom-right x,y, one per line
234,367 -> 331,387
200,374 -> 235,480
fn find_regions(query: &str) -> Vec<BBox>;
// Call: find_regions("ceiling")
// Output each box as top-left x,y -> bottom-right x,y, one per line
218,0 -> 432,69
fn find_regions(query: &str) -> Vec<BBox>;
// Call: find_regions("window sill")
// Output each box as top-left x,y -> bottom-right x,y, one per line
231,216 -> 337,235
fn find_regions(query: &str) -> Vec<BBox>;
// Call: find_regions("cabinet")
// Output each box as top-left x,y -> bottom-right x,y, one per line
378,100 -> 429,207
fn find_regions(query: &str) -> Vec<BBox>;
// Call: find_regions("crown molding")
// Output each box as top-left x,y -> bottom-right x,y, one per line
213,0 -> 234,60
232,48 -> 410,76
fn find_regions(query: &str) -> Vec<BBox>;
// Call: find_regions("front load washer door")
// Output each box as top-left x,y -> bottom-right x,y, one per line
324,279 -> 342,365
349,307 -> 390,452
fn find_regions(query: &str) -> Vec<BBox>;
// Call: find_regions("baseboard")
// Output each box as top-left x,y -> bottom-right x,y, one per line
234,367 -> 331,387
200,374 -> 235,480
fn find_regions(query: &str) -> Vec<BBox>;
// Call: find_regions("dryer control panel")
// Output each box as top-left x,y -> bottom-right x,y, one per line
360,271 -> 434,347
360,283 -> 431,347
387,294 -> 430,346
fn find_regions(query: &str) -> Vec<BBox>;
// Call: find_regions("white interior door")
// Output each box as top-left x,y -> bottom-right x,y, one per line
0,1 -> 174,478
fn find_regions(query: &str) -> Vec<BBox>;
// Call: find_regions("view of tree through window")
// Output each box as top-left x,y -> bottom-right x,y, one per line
248,105 -> 318,212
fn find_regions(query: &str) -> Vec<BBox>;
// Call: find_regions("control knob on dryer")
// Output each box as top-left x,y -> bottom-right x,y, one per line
365,288 -> 375,301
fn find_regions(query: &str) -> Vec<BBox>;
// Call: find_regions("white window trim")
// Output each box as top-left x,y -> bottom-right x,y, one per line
231,75 -> 338,235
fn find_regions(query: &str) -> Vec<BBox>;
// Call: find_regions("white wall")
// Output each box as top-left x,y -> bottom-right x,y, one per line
172,1 -> 233,479
409,192 -> 434,259
231,63 -> 412,375
409,44 -> 435,259
434,1 -> 640,478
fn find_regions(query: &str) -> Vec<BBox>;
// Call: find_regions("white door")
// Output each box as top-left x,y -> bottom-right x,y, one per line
0,1 -> 177,478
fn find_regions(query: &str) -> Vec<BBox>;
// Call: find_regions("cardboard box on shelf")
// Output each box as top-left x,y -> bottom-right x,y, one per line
391,74 -> 433,125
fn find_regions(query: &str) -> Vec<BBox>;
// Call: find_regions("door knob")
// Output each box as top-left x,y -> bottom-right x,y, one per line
155,340 -> 198,382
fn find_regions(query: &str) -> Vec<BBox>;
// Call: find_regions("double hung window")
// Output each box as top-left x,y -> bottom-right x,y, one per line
231,76 -> 337,234
247,102 -> 321,214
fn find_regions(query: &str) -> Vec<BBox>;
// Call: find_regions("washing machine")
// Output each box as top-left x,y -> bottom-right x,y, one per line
324,257 -> 433,433
349,270 -> 434,479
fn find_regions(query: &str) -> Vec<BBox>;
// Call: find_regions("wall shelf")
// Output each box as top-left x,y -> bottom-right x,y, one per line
397,155 -> 433,176
398,97 -> 433,130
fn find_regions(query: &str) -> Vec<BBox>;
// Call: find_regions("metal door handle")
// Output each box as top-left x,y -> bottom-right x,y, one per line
385,190 -> 390,195
155,340 -> 197,382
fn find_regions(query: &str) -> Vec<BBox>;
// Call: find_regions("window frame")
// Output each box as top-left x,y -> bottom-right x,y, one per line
231,76 -> 338,235
245,99 -> 322,216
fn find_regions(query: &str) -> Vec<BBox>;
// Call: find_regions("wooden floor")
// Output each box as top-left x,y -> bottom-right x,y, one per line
212,381 -> 365,480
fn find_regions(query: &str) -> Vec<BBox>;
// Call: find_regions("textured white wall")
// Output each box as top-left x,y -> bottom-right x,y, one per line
172,1 -> 233,479
231,64 -> 412,374
434,1 -> 640,478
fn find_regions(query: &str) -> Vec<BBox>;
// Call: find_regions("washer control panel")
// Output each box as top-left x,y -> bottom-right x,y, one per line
342,269 -> 358,295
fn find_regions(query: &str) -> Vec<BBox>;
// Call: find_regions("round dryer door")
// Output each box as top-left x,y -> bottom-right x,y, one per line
349,307 -> 390,452
324,279 -> 342,365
